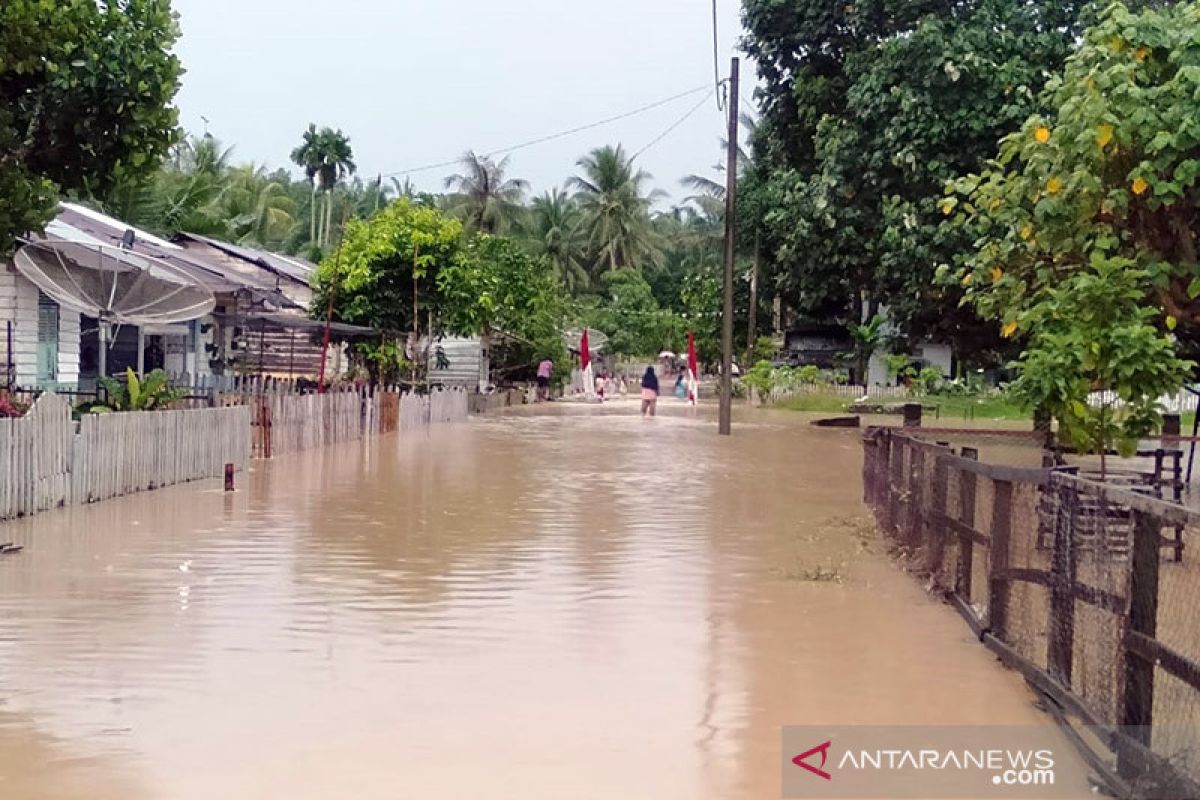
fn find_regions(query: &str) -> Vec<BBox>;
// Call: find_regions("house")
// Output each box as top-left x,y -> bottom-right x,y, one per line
3,203 -> 369,393
782,324 -> 853,369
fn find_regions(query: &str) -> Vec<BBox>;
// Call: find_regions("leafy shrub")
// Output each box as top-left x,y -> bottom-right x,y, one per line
742,360 -> 777,403
92,368 -> 182,412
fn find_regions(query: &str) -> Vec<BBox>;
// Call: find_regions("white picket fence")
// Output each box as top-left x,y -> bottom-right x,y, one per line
0,386 -> 471,522
1089,388 -> 1200,415
768,382 -> 909,403
0,393 -> 249,518
72,406 -> 250,504
0,392 -> 72,518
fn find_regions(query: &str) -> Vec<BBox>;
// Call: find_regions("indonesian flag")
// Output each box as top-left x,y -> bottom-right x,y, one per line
687,331 -> 699,406
580,328 -> 595,398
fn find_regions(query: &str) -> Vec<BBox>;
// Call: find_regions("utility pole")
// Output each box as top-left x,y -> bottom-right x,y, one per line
718,56 -> 740,436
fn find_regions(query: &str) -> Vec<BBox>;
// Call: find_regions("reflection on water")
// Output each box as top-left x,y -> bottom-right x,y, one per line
0,403 -> 1083,798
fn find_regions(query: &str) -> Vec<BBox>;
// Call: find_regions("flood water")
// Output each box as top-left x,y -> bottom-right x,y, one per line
0,402 -> 1086,799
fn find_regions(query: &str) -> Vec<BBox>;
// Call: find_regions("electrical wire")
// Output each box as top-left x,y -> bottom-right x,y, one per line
632,89 -> 716,161
712,0 -> 725,111
379,85 -> 711,179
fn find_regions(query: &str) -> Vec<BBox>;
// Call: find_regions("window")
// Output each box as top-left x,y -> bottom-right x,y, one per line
36,291 -> 59,386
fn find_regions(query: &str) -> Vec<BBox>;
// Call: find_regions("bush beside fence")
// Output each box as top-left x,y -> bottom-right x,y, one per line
863,427 -> 1200,797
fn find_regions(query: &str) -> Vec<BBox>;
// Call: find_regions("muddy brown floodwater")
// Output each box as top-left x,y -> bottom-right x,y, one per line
0,402 -> 1088,799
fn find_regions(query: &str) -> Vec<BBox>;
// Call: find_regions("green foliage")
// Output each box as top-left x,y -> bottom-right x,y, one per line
952,0 -> 1200,334
742,360 -> 778,403
438,234 -> 568,372
353,340 -> 410,385
796,365 -> 824,384
0,0 -> 183,255
444,152 -> 528,234
569,145 -> 663,276
581,268 -> 681,358
752,335 -> 777,363
884,354 -> 916,382
1006,256 -> 1192,465
915,365 -> 946,396
315,199 -> 463,334
94,368 -> 182,412
742,0 -> 1088,354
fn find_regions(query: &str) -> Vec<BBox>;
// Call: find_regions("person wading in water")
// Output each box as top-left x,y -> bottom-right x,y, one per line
640,366 -> 659,417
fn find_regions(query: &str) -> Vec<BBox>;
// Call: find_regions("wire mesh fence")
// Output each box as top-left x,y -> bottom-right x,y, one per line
862,427 -> 1200,798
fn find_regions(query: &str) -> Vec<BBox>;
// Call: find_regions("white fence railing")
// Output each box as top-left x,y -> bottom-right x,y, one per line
0,386 -> 472,522
768,382 -> 910,403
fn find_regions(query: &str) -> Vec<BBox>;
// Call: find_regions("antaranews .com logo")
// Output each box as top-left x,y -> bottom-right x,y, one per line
782,726 -> 1087,799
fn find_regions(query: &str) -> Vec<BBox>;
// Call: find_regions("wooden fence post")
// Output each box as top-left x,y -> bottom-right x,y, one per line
903,403 -> 923,428
987,479 -> 1014,640
957,449 -> 979,603
1119,509 -> 1162,780
926,451 -> 949,577
1047,481 -> 1077,685
907,446 -> 926,550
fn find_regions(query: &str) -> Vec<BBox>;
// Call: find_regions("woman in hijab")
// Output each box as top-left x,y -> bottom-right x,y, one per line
640,366 -> 660,417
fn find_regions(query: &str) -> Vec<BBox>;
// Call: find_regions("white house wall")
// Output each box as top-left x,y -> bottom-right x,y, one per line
0,270 -> 80,389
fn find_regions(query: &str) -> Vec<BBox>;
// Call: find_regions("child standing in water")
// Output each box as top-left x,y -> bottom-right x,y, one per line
641,366 -> 660,417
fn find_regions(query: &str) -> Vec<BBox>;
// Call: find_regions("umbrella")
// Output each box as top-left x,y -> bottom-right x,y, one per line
687,332 -> 699,406
658,351 -> 677,359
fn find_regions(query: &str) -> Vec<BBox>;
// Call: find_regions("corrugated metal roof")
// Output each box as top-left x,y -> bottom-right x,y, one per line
53,205 -> 245,294
175,232 -> 315,286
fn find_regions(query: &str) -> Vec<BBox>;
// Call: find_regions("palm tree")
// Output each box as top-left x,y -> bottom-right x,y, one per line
568,144 -> 663,275
314,128 -> 355,247
290,124 -> 322,244
223,165 -> 298,248
290,125 -> 356,249
444,151 -> 529,234
522,189 -> 588,293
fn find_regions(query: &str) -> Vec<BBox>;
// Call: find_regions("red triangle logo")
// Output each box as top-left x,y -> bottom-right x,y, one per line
792,740 -> 833,781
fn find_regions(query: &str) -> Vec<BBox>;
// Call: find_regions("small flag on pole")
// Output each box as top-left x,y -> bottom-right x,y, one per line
580,328 -> 595,398
687,331 -> 699,406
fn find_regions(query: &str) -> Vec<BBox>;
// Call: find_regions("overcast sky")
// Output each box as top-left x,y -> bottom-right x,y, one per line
171,0 -> 755,206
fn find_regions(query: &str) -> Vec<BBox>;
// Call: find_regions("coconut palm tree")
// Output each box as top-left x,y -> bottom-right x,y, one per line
568,144 -> 663,276
522,189 -> 588,293
223,165 -> 298,248
444,151 -> 529,234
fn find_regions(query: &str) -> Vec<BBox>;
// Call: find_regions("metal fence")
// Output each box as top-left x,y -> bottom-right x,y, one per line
863,427 -> 1200,798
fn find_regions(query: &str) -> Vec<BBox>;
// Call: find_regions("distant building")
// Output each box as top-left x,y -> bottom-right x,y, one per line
782,324 -> 853,369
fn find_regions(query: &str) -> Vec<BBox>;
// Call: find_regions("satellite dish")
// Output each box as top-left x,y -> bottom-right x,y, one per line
15,238 -> 216,377
564,328 -> 608,354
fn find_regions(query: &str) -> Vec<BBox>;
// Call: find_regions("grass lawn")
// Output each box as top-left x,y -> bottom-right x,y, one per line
777,392 -> 1029,422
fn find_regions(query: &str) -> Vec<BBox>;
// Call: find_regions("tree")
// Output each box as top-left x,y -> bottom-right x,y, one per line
0,0 -> 183,255
444,151 -> 528,234
569,145 -> 663,276
522,189 -> 588,293
1006,256 -> 1191,477
741,0 -> 1090,353
582,268 -> 681,358
952,0 -> 1200,333
312,199 -> 463,338
438,235 -> 568,371
290,125 -> 355,249
290,124 -> 322,244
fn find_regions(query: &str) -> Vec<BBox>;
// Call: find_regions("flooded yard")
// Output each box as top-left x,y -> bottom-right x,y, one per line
0,403 -> 1086,798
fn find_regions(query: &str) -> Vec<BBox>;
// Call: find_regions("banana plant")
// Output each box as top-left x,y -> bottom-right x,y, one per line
92,368 -> 182,413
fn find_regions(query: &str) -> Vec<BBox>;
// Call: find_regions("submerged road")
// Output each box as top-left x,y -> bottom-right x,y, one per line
0,403 -> 1087,798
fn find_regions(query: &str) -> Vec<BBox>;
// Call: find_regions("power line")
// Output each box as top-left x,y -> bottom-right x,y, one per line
712,0 -> 725,111
632,89 -> 716,161
379,85 -> 711,179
